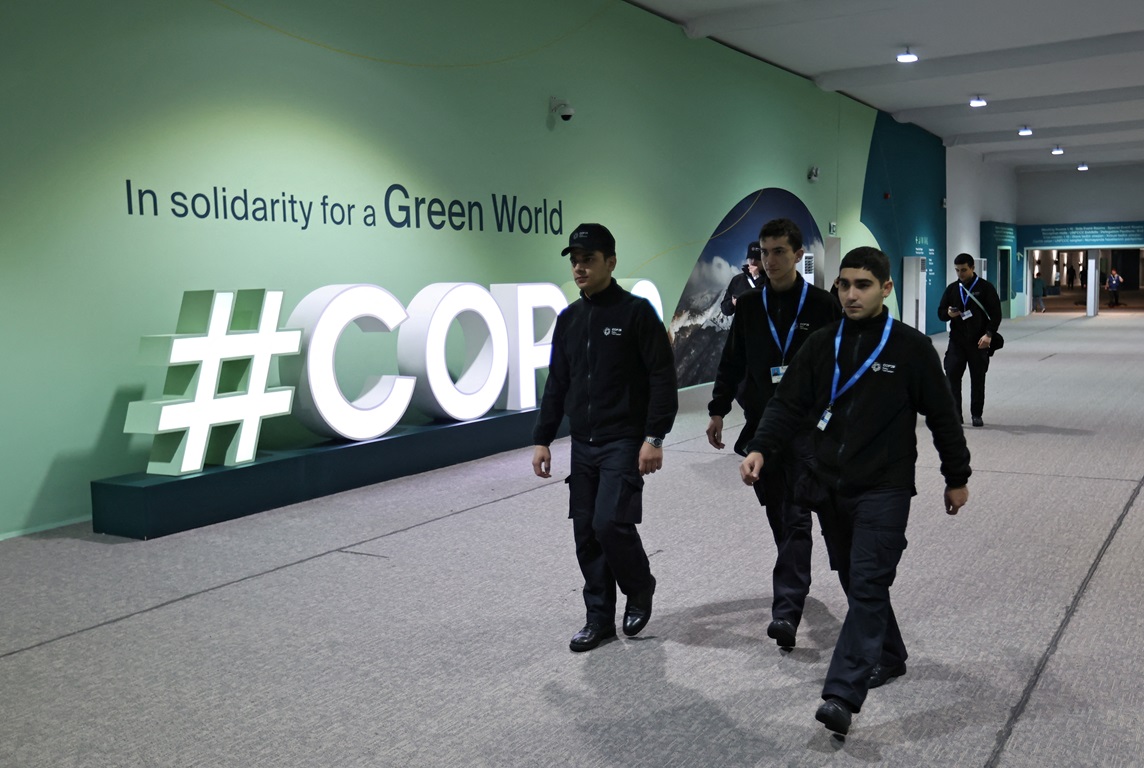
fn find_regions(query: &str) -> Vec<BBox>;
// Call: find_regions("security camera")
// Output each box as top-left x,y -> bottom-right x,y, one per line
550,97 -> 575,122
807,165 -> 820,182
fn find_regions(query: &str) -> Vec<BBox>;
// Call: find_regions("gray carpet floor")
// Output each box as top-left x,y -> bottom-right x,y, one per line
3,308 -> 1143,767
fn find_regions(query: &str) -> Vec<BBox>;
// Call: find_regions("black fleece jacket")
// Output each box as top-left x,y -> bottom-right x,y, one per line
709,274 -> 842,420
747,309 -> 971,494
533,280 -> 678,446
937,276 -> 1002,348
720,267 -> 763,316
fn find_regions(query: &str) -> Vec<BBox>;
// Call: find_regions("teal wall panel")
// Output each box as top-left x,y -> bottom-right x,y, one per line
860,112 -> 947,334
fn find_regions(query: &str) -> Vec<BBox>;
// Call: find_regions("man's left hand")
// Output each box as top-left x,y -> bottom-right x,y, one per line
638,442 -> 663,476
944,485 -> 969,515
977,334 -> 992,350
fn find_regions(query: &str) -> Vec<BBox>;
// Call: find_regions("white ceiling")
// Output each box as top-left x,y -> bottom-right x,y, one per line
625,0 -> 1144,173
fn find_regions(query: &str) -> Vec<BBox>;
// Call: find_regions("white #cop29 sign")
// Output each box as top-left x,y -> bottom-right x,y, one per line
125,280 -> 664,476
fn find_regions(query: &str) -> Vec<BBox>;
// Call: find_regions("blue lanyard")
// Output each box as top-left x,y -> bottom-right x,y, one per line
958,276 -> 979,309
762,279 -> 808,364
829,312 -> 893,407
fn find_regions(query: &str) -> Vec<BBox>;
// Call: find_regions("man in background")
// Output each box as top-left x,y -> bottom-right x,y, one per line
721,241 -> 764,316
1031,272 -> 1046,313
937,253 -> 1001,427
1107,268 -> 1124,307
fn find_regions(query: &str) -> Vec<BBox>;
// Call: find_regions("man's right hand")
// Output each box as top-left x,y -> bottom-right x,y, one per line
706,415 -> 725,450
947,307 -> 961,318
740,451 -> 764,485
532,445 -> 552,478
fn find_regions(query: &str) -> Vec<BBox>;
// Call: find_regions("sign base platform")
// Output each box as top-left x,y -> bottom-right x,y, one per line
91,410 -> 554,540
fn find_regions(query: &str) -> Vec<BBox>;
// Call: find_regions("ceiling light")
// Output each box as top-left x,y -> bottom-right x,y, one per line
1051,145 -> 1064,155
969,96 -> 987,108
1018,126 -> 1033,136
896,47 -> 918,63
1077,162 -> 1089,171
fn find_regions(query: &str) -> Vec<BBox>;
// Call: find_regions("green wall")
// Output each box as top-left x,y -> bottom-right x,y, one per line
0,0 -> 883,539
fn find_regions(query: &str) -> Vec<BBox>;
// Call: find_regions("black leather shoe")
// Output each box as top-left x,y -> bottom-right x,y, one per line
868,661 -> 907,689
972,416 -> 984,427
815,698 -> 853,736
569,622 -> 616,652
766,618 -> 796,648
622,576 -> 656,636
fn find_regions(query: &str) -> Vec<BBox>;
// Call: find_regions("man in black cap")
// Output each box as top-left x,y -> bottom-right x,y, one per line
707,217 -> 841,650
532,223 -> 679,652
721,241 -> 764,316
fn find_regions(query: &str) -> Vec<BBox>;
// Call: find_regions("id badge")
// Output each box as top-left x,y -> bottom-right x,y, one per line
770,365 -> 788,383
960,309 -> 974,320
816,408 -> 832,431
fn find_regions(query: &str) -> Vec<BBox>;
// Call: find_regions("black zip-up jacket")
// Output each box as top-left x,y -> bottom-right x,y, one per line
747,309 -> 971,494
533,280 -> 678,446
720,267 -> 763,316
937,276 -> 1001,348
709,274 -> 843,421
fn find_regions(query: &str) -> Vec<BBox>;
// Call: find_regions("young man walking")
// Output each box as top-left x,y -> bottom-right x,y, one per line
938,253 -> 1001,427
532,223 -> 679,652
740,246 -> 971,736
1107,268 -> 1124,306
707,218 -> 841,649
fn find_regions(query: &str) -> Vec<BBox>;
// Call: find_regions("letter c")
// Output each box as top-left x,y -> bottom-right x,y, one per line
282,284 -> 415,440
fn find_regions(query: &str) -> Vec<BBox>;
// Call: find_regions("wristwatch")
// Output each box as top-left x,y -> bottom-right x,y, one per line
644,436 -> 664,449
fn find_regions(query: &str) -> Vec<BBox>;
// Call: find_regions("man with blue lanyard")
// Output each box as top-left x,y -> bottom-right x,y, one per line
937,253 -> 1001,427
706,218 -> 841,650
1107,268 -> 1124,307
740,247 -> 971,736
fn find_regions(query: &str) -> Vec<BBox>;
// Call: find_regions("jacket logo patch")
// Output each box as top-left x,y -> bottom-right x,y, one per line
603,327 -> 622,337
872,362 -> 895,374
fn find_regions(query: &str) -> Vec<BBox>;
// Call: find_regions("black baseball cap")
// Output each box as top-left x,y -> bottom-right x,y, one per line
561,223 -> 616,256
746,241 -> 762,260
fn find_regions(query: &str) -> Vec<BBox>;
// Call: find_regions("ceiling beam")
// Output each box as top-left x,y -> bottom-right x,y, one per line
892,85 -> 1144,124
946,119 -> 1144,147
983,138 -> 1144,162
815,30 -> 1144,91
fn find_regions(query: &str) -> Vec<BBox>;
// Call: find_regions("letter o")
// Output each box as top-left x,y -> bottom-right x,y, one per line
397,283 -> 509,421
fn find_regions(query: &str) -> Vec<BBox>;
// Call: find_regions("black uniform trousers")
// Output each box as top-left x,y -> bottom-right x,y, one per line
818,486 -> 911,712
567,438 -> 654,627
943,341 -> 990,420
751,448 -> 815,627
